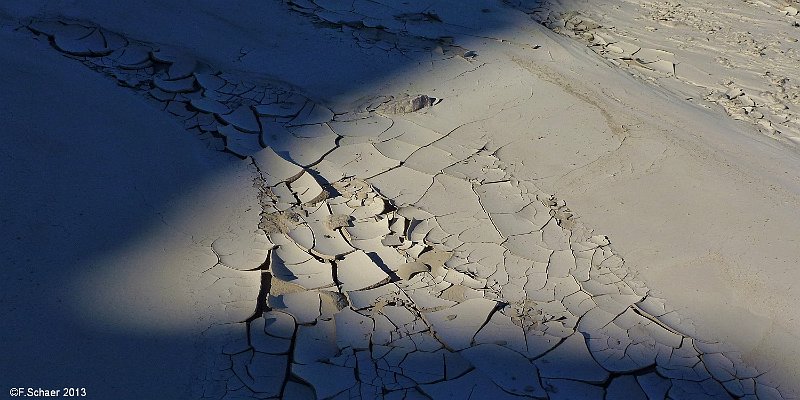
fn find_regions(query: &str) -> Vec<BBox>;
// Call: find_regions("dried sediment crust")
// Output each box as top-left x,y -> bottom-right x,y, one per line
23,11 -> 792,400
519,0 -> 800,147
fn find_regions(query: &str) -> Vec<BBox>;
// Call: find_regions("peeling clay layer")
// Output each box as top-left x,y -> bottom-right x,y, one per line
21,6 -> 794,400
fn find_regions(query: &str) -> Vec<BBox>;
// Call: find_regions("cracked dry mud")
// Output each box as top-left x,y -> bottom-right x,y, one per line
18,4 -> 794,400
514,0 -> 800,147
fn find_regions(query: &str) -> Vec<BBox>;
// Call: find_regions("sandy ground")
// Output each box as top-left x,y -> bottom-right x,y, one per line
1,1 -> 799,399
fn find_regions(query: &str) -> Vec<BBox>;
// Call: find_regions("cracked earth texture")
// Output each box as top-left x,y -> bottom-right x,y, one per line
513,0 -> 800,147
6,1 -> 799,399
